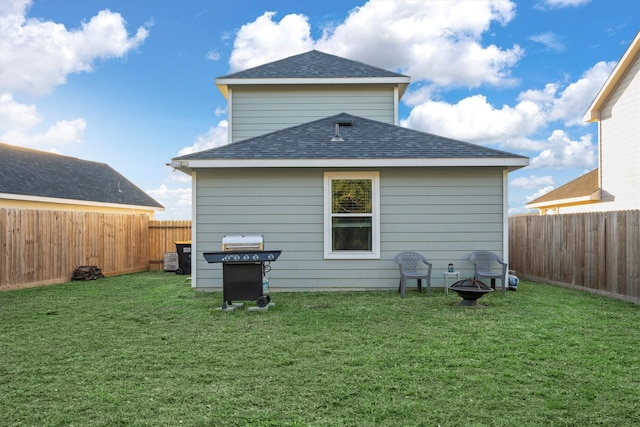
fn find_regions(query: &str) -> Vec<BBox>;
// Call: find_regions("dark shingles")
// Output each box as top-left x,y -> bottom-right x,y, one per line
174,113 -> 527,162
218,50 -> 408,80
0,143 -> 163,208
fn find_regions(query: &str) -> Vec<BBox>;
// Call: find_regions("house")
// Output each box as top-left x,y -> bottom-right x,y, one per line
527,32 -> 639,214
170,50 -> 528,291
0,143 -> 164,217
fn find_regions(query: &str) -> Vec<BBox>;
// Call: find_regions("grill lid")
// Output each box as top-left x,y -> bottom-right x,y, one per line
222,234 -> 264,251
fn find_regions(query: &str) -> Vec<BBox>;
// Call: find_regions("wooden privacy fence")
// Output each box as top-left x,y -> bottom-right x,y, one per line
509,210 -> 640,302
148,220 -> 192,271
1,209 -> 150,291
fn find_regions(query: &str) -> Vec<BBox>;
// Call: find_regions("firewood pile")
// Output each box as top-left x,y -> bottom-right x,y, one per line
71,265 -> 105,281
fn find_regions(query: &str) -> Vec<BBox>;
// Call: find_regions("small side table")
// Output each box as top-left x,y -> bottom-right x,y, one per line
443,271 -> 460,294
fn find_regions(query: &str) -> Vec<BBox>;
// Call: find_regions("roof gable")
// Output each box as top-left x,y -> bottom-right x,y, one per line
172,113 -> 528,170
0,143 -> 163,209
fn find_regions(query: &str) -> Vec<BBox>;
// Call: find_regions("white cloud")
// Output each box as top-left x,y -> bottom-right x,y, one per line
229,11 -> 314,72
400,94 -> 545,146
530,130 -> 597,168
0,93 -> 86,148
537,0 -> 591,9
206,50 -> 220,61
316,0 -> 521,88
511,175 -> 555,189
529,32 -> 565,51
548,61 -> 615,126
167,171 -> 191,184
228,1 -> 522,89
0,0 -> 29,17
400,56 -> 613,152
178,120 -> 229,156
526,186 -> 556,202
0,0 -> 147,154
31,119 -> 86,147
147,184 -> 192,220
0,0 -> 149,96
0,92 -> 41,130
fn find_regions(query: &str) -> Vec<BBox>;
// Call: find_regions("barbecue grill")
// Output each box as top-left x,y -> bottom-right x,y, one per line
203,235 -> 282,310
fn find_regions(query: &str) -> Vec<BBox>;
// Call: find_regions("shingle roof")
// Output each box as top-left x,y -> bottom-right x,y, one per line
0,143 -> 164,209
527,169 -> 599,205
218,50 -> 408,80
174,113 -> 527,162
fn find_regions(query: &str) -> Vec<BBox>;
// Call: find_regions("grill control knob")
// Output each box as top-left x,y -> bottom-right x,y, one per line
243,255 -> 249,261
268,253 -> 275,260
252,254 -> 259,261
233,255 -> 240,261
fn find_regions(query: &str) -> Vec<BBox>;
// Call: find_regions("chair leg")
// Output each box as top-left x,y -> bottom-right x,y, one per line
400,278 -> 406,298
417,279 -> 422,292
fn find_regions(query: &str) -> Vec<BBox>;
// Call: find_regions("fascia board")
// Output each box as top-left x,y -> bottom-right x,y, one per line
0,193 -> 164,212
584,31 -> 640,122
216,76 -> 411,86
525,191 -> 601,209
216,76 -> 412,99
171,157 -> 529,170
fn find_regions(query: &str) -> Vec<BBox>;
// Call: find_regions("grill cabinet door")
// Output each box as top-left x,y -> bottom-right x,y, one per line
222,263 -> 263,301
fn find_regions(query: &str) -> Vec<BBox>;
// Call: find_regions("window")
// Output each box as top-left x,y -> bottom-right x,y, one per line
324,172 -> 380,259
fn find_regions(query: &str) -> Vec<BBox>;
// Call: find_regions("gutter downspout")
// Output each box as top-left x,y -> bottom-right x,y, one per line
503,169 -> 509,268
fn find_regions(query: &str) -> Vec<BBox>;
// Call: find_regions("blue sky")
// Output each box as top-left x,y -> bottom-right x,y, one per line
1,0 -> 638,219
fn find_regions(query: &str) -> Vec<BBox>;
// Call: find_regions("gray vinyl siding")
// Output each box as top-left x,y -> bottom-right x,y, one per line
230,85 -> 396,142
193,167 -> 505,291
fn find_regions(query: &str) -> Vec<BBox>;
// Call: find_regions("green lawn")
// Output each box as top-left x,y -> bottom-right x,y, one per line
1,272 -> 639,426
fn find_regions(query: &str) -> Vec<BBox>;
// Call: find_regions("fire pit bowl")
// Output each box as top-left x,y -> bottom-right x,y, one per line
449,278 -> 494,307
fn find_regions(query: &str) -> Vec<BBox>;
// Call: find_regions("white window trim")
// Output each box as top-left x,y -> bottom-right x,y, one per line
324,171 -> 380,259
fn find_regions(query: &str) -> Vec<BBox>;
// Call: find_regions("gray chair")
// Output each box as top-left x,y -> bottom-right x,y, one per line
469,251 -> 508,295
394,252 -> 433,297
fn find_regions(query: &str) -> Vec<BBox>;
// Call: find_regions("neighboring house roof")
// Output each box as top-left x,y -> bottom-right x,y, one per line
584,31 -> 640,122
215,50 -> 411,98
0,143 -> 164,210
171,112 -> 528,171
526,169 -> 600,210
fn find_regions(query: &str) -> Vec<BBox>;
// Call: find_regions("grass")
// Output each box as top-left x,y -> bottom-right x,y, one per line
1,272 -> 639,427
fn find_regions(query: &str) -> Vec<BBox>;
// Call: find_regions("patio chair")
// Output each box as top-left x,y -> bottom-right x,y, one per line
394,252 -> 433,297
469,251 -> 508,295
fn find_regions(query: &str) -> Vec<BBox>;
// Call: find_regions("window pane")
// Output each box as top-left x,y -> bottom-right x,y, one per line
332,217 -> 372,251
332,180 -> 372,214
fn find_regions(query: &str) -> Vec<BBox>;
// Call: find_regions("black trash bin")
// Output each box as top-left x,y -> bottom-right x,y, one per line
175,241 -> 192,275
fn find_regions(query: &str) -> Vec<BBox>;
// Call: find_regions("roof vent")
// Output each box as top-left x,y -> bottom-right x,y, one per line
331,120 -> 352,142
331,123 -> 344,142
